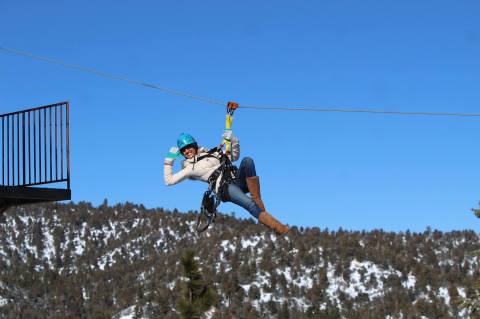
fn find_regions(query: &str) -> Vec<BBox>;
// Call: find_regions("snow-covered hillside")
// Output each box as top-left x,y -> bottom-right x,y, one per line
0,202 -> 478,318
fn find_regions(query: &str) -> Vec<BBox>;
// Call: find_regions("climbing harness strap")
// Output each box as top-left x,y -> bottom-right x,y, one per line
196,147 -> 238,233
195,153 -> 218,163
196,102 -> 239,234
197,190 -> 217,233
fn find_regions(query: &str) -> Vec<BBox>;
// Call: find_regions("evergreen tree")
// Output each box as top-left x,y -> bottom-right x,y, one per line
460,203 -> 480,315
278,301 -> 290,319
177,249 -> 217,319
133,304 -> 143,319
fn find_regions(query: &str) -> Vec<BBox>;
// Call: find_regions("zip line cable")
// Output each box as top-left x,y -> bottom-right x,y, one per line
239,104 -> 480,117
0,46 -> 225,107
1,46 -> 479,118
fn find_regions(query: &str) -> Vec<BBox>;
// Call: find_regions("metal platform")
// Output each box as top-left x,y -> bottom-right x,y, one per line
0,186 -> 71,203
1,102 -> 71,215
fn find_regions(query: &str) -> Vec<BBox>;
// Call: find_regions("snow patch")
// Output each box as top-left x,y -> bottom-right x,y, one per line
241,236 -> 261,249
221,240 -> 235,252
438,287 -> 450,304
113,305 -> 137,319
0,296 -> 7,307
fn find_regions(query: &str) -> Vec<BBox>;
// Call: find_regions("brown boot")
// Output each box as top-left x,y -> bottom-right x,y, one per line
258,211 -> 289,235
246,176 -> 266,211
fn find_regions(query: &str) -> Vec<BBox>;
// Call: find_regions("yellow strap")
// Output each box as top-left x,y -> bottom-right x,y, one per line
223,114 -> 233,159
225,114 -> 233,130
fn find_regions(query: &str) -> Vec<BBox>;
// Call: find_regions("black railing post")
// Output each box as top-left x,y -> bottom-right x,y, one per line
66,102 -> 70,189
22,113 -> 26,186
11,115 -> 14,186
55,106 -> 58,181
17,114 -> 19,186
38,109 -> 41,184
28,111 -> 31,185
1,117 -> 4,186
7,116 -> 10,186
49,107 -> 52,182
43,108 -> 47,183
60,106 -> 64,180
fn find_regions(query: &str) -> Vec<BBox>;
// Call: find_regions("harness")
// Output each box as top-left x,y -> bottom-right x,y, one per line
196,101 -> 239,234
196,147 -> 238,233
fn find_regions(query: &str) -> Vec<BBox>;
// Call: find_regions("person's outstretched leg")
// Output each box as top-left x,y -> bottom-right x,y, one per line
246,176 -> 265,212
236,157 -> 266,211
235,157 -> 256,191
258,211 -> 289,234
222,183 -> 261,219
231,157 -> 289,234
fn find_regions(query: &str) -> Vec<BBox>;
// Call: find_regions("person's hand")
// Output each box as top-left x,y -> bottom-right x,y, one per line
167,146 -> 179,158
165,146 -> 179,165
222,130 -> 233,141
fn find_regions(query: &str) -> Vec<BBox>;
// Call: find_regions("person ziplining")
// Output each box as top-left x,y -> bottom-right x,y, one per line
163,103 -> 289,235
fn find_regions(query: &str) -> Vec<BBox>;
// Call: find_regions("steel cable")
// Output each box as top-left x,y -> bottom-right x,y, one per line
1,46 -> 479,118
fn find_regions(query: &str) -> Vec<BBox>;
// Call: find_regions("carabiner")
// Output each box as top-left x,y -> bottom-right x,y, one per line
226,101 -> 239,115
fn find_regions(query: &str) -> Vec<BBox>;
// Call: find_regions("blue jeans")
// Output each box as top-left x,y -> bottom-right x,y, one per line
222,157 -> 262,219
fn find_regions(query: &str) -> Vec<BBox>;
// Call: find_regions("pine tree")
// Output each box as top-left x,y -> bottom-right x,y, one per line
177,249 -> 217,319
278,301 -> 290,319
460,203 -> 480,315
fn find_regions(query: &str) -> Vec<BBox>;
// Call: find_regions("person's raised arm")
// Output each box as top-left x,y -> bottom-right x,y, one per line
163,146 -> 191,185
222,130 -> 240,162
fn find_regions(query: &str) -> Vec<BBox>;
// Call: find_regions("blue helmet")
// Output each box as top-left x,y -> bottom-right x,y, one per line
177,133 -> 197,150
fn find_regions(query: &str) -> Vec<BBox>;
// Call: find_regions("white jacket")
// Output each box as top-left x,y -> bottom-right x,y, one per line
164,138 -> 240,192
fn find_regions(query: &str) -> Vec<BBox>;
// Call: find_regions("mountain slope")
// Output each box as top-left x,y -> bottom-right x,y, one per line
0,202 -> 478,318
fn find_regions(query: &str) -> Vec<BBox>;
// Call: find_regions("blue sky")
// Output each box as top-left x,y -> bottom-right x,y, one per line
1,1 -> 479,231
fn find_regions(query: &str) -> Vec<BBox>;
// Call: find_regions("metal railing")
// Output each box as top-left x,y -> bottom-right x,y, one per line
1,102 -> 70,188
